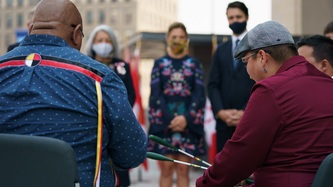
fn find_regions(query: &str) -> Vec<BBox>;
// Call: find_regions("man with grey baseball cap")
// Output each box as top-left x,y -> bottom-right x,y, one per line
196,20 -> 333,187
234,21 -> 295,60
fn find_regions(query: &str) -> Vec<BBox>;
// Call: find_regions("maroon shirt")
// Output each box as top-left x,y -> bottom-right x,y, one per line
196,56 -> 333,187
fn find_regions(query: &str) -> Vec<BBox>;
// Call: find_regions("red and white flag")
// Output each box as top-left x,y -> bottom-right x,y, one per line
204,98 -> 216,164
130,41 -> 149,171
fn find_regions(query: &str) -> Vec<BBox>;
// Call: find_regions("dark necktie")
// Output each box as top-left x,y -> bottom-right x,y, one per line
233,39 -> 240,70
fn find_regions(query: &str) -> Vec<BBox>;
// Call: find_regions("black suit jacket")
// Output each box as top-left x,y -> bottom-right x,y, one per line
207,38 -> 255,150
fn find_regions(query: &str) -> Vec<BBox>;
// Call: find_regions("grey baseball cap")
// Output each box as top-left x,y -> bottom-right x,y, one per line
234,21 -> 295,59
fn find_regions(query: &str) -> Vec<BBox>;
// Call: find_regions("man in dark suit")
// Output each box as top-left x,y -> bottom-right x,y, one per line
207,1 -> 255,153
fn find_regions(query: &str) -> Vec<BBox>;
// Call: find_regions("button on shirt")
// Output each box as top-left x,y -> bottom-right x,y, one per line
0,34 -> 147,187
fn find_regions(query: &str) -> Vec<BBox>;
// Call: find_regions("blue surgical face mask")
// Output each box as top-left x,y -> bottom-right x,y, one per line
229,21 -> 247,35
92,42 -> 113,58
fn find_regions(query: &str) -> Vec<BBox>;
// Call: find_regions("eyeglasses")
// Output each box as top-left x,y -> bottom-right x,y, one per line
71,24 -> 85,38
241,50 -> 272,66
241,52 -> 257,66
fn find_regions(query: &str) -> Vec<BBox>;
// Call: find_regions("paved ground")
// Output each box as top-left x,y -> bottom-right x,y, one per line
129,159 -> 204,187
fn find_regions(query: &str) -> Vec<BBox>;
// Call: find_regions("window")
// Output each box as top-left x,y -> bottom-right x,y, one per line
6,0 -> 13,7
18,0 -> 24,7
17,13 -> 24,28
29,0 -> 40,6
99,11 -> 105,24
6,14 -> 13,28
86,11 -> 93,25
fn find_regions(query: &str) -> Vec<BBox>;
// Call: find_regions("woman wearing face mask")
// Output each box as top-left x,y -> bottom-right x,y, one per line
148,22 -> 206,187
85,25 -> 135,187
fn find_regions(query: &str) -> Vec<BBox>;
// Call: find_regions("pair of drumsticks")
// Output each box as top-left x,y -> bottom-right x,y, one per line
147,135 -> 211,169
147,135 -> 254,185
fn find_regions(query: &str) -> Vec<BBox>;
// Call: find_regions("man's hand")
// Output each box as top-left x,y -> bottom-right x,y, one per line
217,109 -> 244,127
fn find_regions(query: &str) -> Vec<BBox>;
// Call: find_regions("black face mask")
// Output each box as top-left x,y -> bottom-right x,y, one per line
229,21 -> 247,34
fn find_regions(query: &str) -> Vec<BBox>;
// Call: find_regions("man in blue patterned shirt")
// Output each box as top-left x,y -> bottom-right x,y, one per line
0,0 -> 147,186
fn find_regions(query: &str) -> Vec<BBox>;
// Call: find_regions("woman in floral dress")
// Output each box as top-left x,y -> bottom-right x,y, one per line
148,22 -> 206,187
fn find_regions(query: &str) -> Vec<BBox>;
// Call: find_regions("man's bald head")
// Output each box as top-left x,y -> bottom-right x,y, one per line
30,0 -> 83,50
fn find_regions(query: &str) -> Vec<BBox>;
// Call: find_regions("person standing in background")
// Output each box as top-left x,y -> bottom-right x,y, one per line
85,24 -> 136,187
207,1 -> 255,153
323,21 -> 333,40
148,22 -> 206,187
297,34 -> 333,78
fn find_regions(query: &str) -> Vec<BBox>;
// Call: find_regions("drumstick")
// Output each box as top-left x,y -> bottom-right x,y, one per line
149,134 -> 212,167
147,152 -> 208,170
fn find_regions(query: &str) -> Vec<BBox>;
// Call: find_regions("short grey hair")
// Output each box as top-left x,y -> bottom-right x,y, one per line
85,24 -> 120,58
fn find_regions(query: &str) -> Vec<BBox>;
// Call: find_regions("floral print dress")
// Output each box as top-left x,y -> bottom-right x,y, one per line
148,55 -> 206,156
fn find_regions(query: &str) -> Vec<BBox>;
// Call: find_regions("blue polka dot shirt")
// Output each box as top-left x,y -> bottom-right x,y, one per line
0,34 -> 147,187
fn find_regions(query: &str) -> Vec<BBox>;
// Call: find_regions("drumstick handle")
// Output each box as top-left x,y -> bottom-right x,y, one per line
178,149 -> 212,167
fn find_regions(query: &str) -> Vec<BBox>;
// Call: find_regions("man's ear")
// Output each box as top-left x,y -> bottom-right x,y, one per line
72,24 -> 82,46
28,23 -> 33,34
258,49 -> 268,66
321,59 -> 330,71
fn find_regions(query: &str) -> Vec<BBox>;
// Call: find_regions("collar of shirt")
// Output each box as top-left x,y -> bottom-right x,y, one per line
276,56 -> 307,74
20,34 -> 70,48
232,31 -> 247,49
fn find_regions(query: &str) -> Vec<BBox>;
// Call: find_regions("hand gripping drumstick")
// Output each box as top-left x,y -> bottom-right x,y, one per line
149,135 -> 212,167
147,152 -> 208,170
